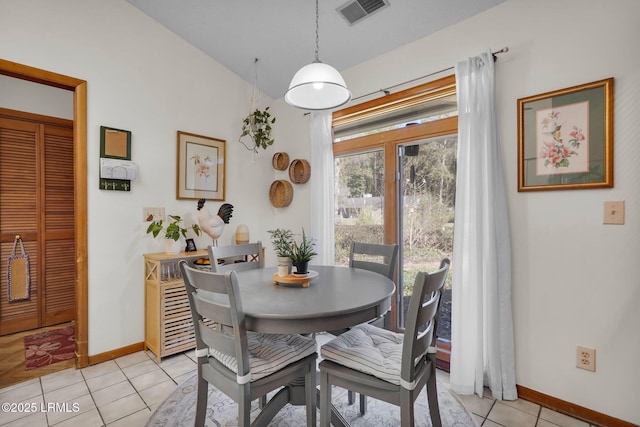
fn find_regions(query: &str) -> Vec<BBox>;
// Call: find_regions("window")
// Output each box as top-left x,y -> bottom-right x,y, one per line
332,75 -> 457,369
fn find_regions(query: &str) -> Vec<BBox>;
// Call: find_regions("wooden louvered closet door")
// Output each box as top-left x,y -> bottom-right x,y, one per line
0,110 -> 75,335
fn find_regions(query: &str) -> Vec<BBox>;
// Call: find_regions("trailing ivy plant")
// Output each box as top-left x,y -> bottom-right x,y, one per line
239,107 -> 276,153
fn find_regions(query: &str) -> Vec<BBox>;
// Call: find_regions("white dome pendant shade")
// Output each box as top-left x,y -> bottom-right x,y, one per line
284,0 -> 351,111
285,61 -> 351,110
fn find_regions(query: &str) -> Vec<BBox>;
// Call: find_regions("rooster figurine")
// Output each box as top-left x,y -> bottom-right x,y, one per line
197,199 -> 234,245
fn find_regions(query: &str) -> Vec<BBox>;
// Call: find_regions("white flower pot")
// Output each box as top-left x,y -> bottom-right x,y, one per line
164,239 -> 182,254
277,256 -> 293,275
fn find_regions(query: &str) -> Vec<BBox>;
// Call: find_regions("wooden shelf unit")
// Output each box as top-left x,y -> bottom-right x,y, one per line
144,250 -> 208,362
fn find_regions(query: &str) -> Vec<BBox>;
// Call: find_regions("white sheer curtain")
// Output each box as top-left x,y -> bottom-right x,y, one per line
309,111 -> 335,265
450,50 -> 517,400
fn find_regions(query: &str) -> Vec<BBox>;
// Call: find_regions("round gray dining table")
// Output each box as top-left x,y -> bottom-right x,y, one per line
234,265 -> 395,335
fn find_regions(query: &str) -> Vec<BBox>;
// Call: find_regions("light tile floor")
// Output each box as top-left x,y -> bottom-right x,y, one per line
0,341 -> 597,426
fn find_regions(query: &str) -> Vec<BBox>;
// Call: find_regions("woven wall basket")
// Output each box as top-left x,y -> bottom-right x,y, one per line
272,152 -> 290,170
288,159 -> 311,184
269,180 -> 293,208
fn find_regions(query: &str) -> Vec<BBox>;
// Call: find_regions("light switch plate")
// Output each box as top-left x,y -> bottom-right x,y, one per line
143,207 -> 165,222
603,201 -> 624,225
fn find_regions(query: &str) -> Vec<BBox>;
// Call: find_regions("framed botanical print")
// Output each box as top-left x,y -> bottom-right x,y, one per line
517,78 -> 614,191
177,131 -> 226,200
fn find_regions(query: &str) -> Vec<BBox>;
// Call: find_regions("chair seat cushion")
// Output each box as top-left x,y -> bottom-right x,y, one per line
321,323 -> 403,385
210,332 -> 316,382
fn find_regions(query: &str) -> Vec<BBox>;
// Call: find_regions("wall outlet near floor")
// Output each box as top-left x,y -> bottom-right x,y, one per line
143,207 -> 165,222
576,346 -> 596,371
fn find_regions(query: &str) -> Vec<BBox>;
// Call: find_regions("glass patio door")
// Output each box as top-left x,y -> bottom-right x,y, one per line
397,136 -> 457,367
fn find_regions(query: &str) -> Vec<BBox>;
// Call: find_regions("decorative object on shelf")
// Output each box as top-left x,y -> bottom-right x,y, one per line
177,131 -> 226,200
272,270 -> 318,288
517,78 -> 614,191
185,238 -> 197,252
99,125 -> 133,191
272,152 -> 290,170
235,224 -> 250,244
146,215 -> 201,254
284,0 -> 351,111
268,228 -> 294,274
194,257 -> 210,266
196,199 -> 234,246
269,180 -> 293,207
239,58 -> 276,153
288,159 -> 311,184
163,240 -> 180,254
289,228 -> 317,275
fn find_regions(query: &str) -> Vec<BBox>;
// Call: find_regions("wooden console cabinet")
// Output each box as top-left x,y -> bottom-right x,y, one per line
143,250 -> 208,362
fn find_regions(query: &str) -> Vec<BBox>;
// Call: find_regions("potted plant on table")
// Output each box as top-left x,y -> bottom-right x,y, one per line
146,215 -> 201,253
268,228 -> 294,274
289,229 -> 317,275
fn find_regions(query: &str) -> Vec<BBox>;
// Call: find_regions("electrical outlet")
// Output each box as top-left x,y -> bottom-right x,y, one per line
576,346 -> 596,372
143,207 -> 165,222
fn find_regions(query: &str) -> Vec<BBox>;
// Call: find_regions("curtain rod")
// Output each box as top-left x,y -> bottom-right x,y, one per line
350,47 -> 509,102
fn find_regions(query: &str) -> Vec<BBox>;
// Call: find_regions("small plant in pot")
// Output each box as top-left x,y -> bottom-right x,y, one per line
146,215 -> 201,253
239,107 -> 276,153
289,229 -> 317,275
268,228 -> 294,274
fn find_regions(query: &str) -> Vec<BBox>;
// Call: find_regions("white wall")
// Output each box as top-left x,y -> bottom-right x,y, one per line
0,75 -> 73,119
0,0 -> 307,357
310,0 -> 637,423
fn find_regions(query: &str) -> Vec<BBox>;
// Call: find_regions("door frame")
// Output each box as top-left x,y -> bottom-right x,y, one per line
0,59 -> 88,368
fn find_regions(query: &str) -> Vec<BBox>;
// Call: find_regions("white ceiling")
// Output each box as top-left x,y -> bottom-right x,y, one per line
127,0 -> 505,100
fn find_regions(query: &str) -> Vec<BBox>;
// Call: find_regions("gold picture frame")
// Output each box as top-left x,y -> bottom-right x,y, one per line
177,131 -> 226,200
517,78 -> 614,191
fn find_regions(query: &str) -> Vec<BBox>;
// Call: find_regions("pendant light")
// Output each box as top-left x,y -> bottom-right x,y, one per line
284,0 -> 351,111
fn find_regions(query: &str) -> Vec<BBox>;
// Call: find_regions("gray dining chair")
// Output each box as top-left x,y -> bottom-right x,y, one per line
349,241 -> 398,329
209,241 -> 264,273
341,241 -> 398,412
179,260 -> 318,427
319,258 -> 450,427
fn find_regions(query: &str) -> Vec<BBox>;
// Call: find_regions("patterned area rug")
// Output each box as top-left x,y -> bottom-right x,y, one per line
146,372 -> 478,426
23,326 -> 75,370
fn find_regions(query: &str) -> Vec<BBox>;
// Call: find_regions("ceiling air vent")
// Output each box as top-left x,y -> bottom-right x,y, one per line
337,0 -> 390,26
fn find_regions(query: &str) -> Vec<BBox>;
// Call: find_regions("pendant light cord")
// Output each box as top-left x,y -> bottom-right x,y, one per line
239,58 -> 261,153
314,0 -> 320,63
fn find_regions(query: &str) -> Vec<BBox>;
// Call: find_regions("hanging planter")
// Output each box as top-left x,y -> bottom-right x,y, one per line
239,59 -> 277,154
239,107 -> 276,153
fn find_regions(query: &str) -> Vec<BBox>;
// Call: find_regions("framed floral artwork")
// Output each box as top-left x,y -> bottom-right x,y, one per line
517,78 -> 614,191
177,131 -> 226,200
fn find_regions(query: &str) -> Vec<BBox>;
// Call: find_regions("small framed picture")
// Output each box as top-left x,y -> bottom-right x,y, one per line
185,238 -> 197,252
